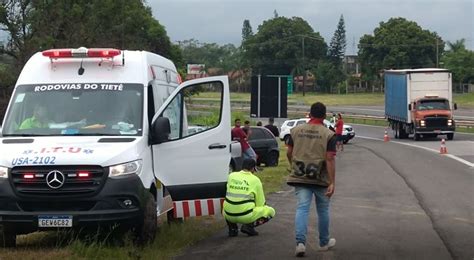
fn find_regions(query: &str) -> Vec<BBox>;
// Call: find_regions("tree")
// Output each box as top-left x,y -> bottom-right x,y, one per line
358,17 -> 444,84
442,40 -> 474,88
312,59 -> 345,93
179,39 -> 240,72
241,19 -> 253,44
244,16 -> 327,76
0,0 -> 180,89
328,14 -> 346,63
446,39 -> 466,52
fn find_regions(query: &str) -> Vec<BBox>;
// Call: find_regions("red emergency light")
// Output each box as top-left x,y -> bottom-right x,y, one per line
78,172 -> 90,178
23,174 -> 35,179
42,48 -> 121,59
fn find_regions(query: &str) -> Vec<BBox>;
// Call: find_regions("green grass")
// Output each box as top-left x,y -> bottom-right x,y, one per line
0,217 -> 226,259
454,93 -> 474,108
287,93 -> 384,106
258,141 -> 290,194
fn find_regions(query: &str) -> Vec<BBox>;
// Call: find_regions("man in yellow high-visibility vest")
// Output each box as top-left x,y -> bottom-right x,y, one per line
223,158 -> 276,236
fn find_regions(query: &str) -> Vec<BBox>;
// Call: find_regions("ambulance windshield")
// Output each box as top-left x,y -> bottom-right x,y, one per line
2,83 -> 143,136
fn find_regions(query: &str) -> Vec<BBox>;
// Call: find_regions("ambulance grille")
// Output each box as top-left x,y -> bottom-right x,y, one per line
10,166 -> 107,197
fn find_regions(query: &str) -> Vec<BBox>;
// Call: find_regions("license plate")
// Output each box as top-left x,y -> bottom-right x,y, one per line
434,130 -> 441,133
38,215 -> 73,228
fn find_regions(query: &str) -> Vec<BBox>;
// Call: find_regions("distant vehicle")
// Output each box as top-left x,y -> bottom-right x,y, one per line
279,118 -> 355,144
384,69 -> 457,141
248,126 -> 279,166
279,118 -> 309,144
323,119 -> 355,144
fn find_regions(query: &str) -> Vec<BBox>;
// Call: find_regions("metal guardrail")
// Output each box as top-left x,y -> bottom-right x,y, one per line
188,103 -> 474,129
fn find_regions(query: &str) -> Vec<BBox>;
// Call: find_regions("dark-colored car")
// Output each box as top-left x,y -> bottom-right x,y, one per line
248,126 -> 279,166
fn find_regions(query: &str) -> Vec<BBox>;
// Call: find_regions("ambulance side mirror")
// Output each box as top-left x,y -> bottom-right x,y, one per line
151,117 -> 171,144
408,104 -> 412,111
454,103 -> 457,110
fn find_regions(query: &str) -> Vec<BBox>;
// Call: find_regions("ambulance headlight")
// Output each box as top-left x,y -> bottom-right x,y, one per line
420,120 -> 425,127
109,160 -> 142,178
447,119 -> 453,126
0,166 -> 8,179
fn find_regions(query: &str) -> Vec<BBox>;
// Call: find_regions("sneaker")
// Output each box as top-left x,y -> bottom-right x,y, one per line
228,228 -> 238,237
240,224 -> 259,236
295,243 -> 306,257
318,238 -> 336,251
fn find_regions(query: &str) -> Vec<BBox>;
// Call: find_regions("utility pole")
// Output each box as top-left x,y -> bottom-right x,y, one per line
302,36 -> 306,96
436,38 -> 439,68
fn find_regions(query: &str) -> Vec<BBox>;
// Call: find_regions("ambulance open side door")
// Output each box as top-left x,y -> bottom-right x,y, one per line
150,76 -> 231,215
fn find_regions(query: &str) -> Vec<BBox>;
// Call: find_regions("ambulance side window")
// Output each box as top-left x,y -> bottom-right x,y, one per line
161,94 -> 182,140
147,85 -> 155,125
159,81 -> 223,140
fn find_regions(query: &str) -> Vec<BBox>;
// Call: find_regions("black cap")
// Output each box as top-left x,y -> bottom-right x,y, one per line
242,158 -> 256,171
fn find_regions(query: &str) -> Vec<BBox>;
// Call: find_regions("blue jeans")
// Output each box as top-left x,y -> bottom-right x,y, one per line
294,186 -> 330,247
242,147 -> 257,161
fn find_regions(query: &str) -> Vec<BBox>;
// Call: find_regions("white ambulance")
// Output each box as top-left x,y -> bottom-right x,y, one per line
0,47 -> 231,246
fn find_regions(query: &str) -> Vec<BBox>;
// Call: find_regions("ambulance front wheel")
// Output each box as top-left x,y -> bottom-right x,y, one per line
134,194 -> 157,245
0,226 -> 16,248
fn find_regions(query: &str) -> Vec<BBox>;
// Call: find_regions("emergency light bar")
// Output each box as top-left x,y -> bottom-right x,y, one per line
42,47 -> 121,59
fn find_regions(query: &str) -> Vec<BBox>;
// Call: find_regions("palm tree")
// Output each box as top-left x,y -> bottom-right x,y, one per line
446,39 -> 466,52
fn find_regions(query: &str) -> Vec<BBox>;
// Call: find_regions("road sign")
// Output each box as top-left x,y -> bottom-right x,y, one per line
287,76 -> 293,95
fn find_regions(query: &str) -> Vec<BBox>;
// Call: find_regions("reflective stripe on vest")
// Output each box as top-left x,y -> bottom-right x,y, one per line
224,208 -> 253,217
225,192 -> 254,200
225,198 -> 255,205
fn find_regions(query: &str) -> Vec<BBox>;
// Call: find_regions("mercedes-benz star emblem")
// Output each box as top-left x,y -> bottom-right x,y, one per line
46,170 -> 65,189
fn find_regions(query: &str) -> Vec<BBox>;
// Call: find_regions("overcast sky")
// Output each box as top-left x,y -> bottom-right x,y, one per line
150,0 -> 473,53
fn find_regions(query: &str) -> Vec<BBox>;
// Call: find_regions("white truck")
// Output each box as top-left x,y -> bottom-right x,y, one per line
385,68 -> 457,140
0,47 -> 232,247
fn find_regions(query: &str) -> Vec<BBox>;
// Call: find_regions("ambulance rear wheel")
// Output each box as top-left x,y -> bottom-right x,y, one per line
447,133 -> 454,140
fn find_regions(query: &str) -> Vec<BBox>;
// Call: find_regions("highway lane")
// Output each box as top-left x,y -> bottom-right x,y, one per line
177,129 -> 473,259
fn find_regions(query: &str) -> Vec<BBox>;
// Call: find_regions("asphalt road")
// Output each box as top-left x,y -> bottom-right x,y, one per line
354,124 -> 474,165
176,125 -> 474,260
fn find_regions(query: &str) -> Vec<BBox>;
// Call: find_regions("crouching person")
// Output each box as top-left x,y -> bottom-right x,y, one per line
223,158 -> 276,237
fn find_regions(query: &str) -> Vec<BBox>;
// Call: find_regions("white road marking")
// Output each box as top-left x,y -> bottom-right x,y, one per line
351,123 -> 474,136
356,136 -> 474,168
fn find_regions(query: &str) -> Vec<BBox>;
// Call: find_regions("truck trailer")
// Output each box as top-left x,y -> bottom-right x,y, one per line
384,68 -> 457,141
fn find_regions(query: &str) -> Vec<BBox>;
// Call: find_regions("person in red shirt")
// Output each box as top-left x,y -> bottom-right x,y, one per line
232,119 -> 257,161
334,113 -> 344,152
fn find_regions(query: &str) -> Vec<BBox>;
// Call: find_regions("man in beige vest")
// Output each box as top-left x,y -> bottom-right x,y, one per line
286,102 -> 337,257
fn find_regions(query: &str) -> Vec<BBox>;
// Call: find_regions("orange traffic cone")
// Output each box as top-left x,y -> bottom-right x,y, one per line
439,139 -> 448,154
384,128 -> 390,142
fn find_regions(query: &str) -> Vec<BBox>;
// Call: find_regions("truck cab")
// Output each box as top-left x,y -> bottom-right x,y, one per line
0,48 -> 231,247
409,96 -> 456,140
